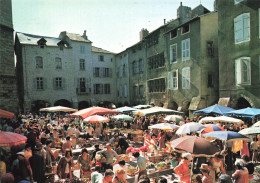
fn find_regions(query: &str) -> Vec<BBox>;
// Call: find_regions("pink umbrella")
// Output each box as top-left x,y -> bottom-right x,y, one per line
83,115 -> 110,123
0,131 -> 27,147
70,106 -> 118,119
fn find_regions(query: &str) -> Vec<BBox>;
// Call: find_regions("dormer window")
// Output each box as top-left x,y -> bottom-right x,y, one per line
182,24 -> 190,34
170,29 -> 177,39
37,38 -> 47,48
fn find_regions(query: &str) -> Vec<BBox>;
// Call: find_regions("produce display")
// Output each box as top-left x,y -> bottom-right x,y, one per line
127,165 -> 137,176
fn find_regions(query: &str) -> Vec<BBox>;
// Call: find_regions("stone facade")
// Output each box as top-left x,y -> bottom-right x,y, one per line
115,3 -> 219,116
15,31 -> 115,112
0,0 -> 18,113
217,0 -> 260,108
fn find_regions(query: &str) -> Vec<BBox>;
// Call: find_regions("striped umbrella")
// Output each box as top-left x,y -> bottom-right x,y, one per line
200,124 -> 225,134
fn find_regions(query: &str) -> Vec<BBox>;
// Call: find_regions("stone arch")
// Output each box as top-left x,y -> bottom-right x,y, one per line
168,100 -> 178,110
32,100 -> 50,112
54,99 -> 71,107
117,102 -> 123,107
159,102 -> 164,107
231,96 -> 252,109
78,101 -> 90,110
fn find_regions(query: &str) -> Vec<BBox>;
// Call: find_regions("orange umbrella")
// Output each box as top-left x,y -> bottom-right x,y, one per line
200,124 -> 225,134
0,131 -> 27,147
0,109 -> 16,119
70,106 -> 118,119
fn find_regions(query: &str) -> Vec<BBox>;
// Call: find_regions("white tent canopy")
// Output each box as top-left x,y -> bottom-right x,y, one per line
133,106 -> 183,116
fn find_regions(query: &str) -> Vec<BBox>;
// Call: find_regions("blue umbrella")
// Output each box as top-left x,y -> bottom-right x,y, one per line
202,131 -> 250,142
225,107 -> 260,118
193,104 -> 234,115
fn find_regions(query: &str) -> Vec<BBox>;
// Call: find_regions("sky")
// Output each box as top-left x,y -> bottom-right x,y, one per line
12,0 -> 215,53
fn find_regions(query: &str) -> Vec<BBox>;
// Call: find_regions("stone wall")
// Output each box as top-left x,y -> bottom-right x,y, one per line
0,0 -> 18,113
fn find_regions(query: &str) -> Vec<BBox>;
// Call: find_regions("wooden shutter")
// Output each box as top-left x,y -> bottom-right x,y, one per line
235,59 -> 242,85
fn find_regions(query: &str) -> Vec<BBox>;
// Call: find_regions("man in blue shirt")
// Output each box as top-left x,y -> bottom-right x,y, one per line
133,151 -> 147,181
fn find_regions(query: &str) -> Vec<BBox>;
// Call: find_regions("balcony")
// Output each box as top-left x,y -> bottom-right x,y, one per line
76,87 -> 90,95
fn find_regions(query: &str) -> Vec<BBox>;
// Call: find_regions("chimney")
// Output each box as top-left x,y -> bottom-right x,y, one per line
164,19 -> 166,24
82,30 -> 88,40
139,28 -> 149,41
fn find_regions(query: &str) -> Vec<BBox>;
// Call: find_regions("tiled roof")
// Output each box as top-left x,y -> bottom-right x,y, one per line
65,32 -> 91,43
92,46 -> 114,54
16,32 -> 61,46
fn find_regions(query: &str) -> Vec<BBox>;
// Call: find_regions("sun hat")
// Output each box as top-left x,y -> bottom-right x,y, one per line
182,153 -> 192,161
235,159 -> 244,167
17,151 -> 25,156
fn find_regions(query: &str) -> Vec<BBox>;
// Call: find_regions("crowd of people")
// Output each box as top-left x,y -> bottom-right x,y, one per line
0,111 -> 259,183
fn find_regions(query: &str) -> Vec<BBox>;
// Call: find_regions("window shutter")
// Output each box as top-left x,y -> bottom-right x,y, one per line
186,39 -> 190,59
234,16 -> 243,43
182,41 -> 185,61
93,84 -> 96,94
101,84 -> 104,94
93,68 -> 95,77
33,78 -> 37,90
235,59 -> 242,85
53,78 -> 56,90
109,68 -> 112,77
124,85 -> 127,97
243,14 -> 250,41
176,69 -> 179,89
62,78 -> 66,89
43,78 -> 47,90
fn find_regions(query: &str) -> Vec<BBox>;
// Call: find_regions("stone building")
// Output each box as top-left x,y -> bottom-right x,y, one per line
216,0 -> 260,108
15,31 -> 115,112
165,5 -> 219,116
115,3 -> 219,116
0,0 -> 18,113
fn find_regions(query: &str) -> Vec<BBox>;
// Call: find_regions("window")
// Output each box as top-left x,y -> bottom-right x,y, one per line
148,52 -> 165,70
104,84 -> 110,94
80,45 -> 85,53
124,85 -> 127,97
235,57 -> 251,85
104,68 -> 110,77
234,13 -> 250,44
182,67 -> 190,89
36,77 -> 44,90
170,44 -> 177,63
54,77 -> 63,90
182,39 -> 190,61
78,78 -> 86,93
168,70 -> 178,90
80,59 -> 85,70
148,78 -> 165,93
182,24 -> 190,34
94,84 -> 103,94
170,29 -> 177,39
55,57 -> 62,69
139,59 -> 144,72
207,41 -> 214,57
134,86 -> 138,97
36,56 -> 43,68
94,67 -> 100,77
259,9 -> 260,38
208,73 -> 214,88
134,60 -> 139,74
139,85 -> 144,97
99,55 -> 104,61
173,70 -> 178,89
234,0 -> 244,4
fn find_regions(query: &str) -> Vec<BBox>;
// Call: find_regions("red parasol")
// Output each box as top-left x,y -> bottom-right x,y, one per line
0,131 -> 27,147
0,109 -> 16,119
69,106 -> 118,119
